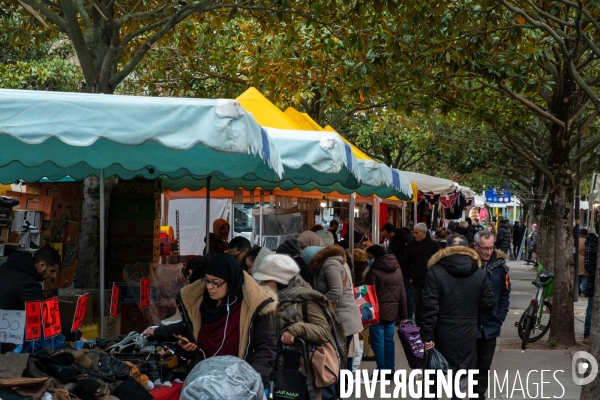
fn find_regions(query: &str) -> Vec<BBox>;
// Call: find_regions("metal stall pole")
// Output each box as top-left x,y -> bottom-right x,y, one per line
413,200 -> 418,226
229,198 -> 235,242
205,176 -> 211,254
372,195 -> 379,245
402,201 -> 406,228
99,169 -> 105,336
349,194 -> 356,262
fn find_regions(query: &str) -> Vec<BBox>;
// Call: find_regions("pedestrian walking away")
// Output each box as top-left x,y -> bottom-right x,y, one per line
403,223 -> 441,327
578,228 -> 589,296
583,232 -> 597,344
495,218 -> 511,255
528,223 -> 538,260
381,223 -> 415,321
472,230 -> 511,399
512,221 -> 523,258
420,234 -> 496,400
364,245 -> 408,372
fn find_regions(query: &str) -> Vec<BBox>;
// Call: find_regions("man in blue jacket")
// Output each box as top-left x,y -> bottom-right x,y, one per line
472,230 -> 511,399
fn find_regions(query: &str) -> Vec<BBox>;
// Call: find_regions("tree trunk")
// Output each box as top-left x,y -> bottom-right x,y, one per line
547,170 -> 576,345
74,175 -> 117,289
580,248 -> 600,399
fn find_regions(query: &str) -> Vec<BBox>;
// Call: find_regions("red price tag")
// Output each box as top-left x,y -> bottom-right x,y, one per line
41,297 -> 61,339
110,284 -> 120,319
71,293 -> 89,332
25,301 -> 42,341
140,278 -> 150,308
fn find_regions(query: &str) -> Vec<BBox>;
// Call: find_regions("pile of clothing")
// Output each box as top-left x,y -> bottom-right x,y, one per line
0,332 -> 187,400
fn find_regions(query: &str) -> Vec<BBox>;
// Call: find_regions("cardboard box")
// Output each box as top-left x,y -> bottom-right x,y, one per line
108,238 -> 160,262
58,289 -> 112,319
113,281 -> 160,304
0,227 -> 9,243
47,243 -> 63,261
121,303 -> 145,322
64,221 -> 79,245
112,180 -> 160,199
59,295 -> 94,326
81,314 -> 122,339
106,264 -> 125,284
111,198 -> 159,221
121,320 -> 148,335
109,219 -> 160,239
44,276 -> 59,290
58,266 -> 76,288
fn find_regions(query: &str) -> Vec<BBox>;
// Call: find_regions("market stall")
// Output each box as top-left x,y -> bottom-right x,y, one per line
0,88 -> 284,336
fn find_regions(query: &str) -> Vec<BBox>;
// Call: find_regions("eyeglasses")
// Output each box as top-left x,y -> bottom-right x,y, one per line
475,243 -> 495,252
229,249 -> 247,258
202,278 -> 227,288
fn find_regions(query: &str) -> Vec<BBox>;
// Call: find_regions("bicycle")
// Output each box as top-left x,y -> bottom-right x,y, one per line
515,259 -> 554,350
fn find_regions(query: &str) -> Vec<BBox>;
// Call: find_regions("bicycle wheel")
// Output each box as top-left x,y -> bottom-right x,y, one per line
521,316 -> 533,350
528,301 -> 552,342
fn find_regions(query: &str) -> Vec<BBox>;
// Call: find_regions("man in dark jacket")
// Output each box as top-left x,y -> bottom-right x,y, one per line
0,247 -> 81,352
365,245 -> 407,371
473,231 -> 511,399
328,220 -> 340,244
421,234 -> 496,399
276,239 -> 313,285
512,221 -> 523,257
404,223 -> 441,327
381,223 -> 415,321
583,232 -> 597,344
466,217 -> 478,237
495,219 -> 511,254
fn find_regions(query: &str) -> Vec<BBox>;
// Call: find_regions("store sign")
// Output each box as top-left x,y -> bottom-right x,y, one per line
0,310 -> 26,344
110,284 -> 120,319
485,188 -> 512,203
41,297 -> 61,339
71,293 -> 89,332
140,278 -> 150,308
25,301 -> 42,341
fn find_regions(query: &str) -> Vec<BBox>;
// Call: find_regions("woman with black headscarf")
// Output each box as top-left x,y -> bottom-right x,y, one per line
145,254 -> 277,385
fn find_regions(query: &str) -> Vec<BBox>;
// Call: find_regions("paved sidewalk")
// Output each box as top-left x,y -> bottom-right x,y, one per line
349,259 -> 587,399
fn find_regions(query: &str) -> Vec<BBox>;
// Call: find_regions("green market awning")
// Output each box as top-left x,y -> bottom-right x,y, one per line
0,89 -> 283,183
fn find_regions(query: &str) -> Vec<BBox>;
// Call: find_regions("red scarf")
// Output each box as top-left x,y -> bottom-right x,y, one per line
197,301 -> 241,360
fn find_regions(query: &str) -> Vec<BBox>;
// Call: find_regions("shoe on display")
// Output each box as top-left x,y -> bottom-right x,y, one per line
583,338 -> 590,345
23,220 -> 40,233
0,196 -> 19,208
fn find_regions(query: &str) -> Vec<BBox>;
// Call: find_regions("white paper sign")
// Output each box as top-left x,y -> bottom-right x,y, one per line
0,309 -> 26,344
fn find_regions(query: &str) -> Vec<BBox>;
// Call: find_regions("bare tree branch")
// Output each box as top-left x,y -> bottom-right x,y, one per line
58,0 -> 96,90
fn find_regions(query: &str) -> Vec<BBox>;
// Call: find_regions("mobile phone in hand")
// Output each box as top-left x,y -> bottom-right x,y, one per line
174,334 -> 190,344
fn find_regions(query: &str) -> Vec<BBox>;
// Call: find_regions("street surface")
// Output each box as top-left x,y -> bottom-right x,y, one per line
351,259 -> 587,399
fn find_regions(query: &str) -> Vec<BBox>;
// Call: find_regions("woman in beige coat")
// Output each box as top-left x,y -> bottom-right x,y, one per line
306,246 -> 363,367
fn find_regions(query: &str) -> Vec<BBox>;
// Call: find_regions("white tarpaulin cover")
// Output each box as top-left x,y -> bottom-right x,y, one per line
399,171 -> 458,195
168,199 -> 229,255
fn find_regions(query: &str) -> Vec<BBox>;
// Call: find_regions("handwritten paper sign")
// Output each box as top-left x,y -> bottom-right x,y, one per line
0,310 -> 26,345
110,284 -> 120,319
25,301 -> 42,341
140,278 -> 150,308
41,297 -> 62,339
71,293 -> 89,332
